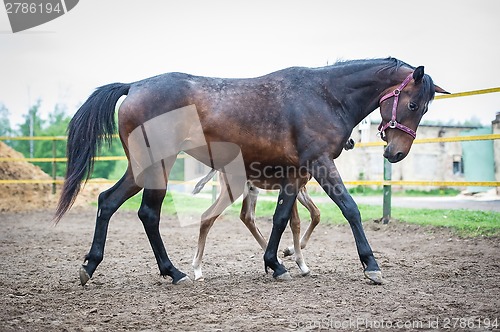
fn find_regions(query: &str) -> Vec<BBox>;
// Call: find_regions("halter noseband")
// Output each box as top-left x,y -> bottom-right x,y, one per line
377,72 -> 417,140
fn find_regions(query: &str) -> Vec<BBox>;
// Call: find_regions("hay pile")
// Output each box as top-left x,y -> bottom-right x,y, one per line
0,141 -> 111,213
0,141 -> 55,212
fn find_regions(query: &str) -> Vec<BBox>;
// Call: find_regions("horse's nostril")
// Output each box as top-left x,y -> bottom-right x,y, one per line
385,150 -> 406,163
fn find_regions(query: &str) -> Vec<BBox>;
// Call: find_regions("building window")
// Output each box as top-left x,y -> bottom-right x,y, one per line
453,155 -> 464,175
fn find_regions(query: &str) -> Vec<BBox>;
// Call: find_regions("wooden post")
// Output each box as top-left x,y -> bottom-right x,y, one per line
382,154 -> 392,224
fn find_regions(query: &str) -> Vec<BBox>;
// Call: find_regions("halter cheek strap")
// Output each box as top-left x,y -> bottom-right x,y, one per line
377,72 -> 417,139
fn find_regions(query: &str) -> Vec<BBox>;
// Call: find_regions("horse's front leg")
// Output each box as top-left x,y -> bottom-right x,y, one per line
138,188 -> 190,285
309,155 -> 383,284
80,169 -> 141,286
263,181 -> 300,280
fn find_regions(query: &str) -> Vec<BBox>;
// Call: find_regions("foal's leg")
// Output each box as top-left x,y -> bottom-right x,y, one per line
239,184 -> 267,251
288,201 -> 310,276
192,173 -> 245,281
139,188 -> 189,284
80,167 -> 142,286
192,189 -> 235,281
309,155 -> 383,284
284,186 -> 321,257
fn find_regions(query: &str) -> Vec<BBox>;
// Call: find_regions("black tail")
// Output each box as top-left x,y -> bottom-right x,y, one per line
55,83 -> 130,222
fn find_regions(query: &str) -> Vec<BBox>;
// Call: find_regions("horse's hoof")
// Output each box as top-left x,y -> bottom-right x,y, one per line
173,275 -> 193,286
364,270 -> 384,285
300,269 -> 311,277
274,271 -> 292,281
79,266 -> 90,286
283,247 -> 294,257
194,276 -> 205,282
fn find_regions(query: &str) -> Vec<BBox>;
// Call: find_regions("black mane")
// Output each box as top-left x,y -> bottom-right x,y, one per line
332,57 -> 414,73
332,57 -> 434,101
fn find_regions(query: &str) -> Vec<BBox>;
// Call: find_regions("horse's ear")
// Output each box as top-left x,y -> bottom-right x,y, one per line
413,66 -> 424,83
434,84 -> 450,94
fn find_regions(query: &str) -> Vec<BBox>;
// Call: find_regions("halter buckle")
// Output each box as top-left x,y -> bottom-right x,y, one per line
393,89 -> 400,96
389,121 -> 397,128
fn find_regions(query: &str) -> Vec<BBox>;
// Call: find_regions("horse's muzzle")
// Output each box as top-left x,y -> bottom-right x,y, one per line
383,148 -> 406,163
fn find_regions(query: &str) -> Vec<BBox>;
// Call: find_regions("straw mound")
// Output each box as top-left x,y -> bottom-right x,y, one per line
0,141 -> 110,213
0,141 -> 54,212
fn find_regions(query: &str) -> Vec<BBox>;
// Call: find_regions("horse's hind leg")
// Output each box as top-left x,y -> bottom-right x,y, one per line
239,184 -> 286,265
239,184 -> 267,251
284,186 -> 320,257
192,195 -> 232,281
288,201 -> 310,276
139,188 -> 190,284
192,173 -> 245,281
80,167 -> 141,286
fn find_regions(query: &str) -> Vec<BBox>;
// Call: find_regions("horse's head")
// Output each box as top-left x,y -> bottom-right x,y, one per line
378,66 -> 449,163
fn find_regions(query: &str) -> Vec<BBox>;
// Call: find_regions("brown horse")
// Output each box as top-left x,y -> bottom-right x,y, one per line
55,57 -> 448,285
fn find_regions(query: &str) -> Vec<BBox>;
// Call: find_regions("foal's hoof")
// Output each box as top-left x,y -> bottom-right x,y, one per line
79,266 -> 91,286
173,275 -> 192,286
283,247 -> 294,257
300,269 -> 311,277
274,271 -> 292,281
364,270 -> 384,285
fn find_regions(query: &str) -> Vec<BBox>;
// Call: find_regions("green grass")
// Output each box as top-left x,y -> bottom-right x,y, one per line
387,208 -> 500,237
111,191 -> 499,237
348,186 -> 461,196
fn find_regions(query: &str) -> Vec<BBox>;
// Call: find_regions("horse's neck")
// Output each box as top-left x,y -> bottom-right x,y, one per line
325,66 -> 408,128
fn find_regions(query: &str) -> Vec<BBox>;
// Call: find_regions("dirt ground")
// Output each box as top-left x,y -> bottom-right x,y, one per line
1,208 -> 499,332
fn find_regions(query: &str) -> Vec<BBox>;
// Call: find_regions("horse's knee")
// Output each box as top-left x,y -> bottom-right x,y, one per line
342,206 -> 361,224
333,195 -> 359,221
311,208 -> 321,225
138,205 -> 159,227
199,217 -> 215,234
290,216 -> 300,233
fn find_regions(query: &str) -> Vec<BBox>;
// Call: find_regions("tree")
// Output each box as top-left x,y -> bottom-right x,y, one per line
7,100 -> 125,179
35,104 -> 71,177
0,103 -> 12,136
12,99 -> 44,158
31,103 -> 124,179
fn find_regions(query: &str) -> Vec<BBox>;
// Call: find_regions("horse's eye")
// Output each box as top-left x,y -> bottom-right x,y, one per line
408,102 -> 419,111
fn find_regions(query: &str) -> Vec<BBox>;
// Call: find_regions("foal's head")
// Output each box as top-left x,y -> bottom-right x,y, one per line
378,66 -> 449,163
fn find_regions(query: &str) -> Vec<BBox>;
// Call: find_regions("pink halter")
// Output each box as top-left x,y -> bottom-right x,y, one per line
377,72 -> 417,139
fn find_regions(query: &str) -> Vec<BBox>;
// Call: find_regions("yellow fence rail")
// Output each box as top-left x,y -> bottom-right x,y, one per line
0,134 -> 498,187
434,87 -> 500,100
1,179 -> 499,188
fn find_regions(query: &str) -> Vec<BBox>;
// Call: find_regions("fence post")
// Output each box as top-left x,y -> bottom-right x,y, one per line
52,139 -> 56,194
211,173 -> 217,203
382,154 -> 392,224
